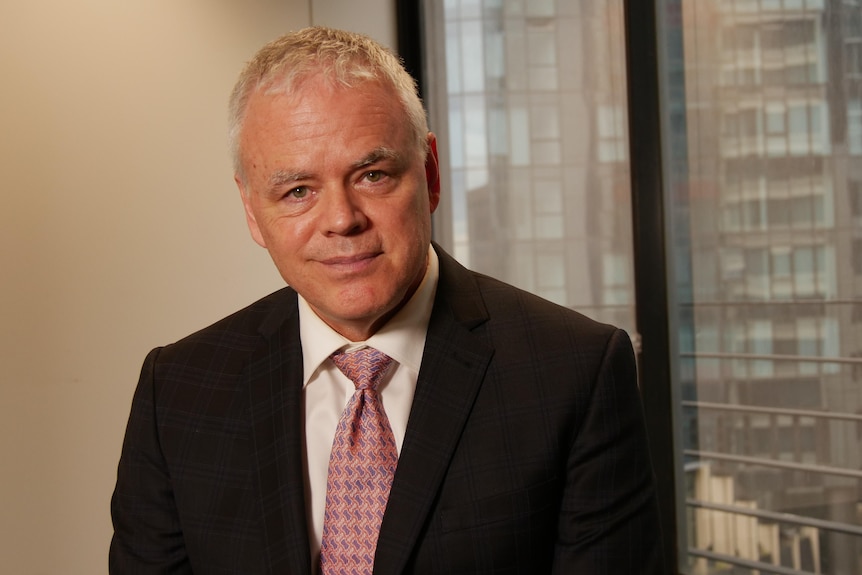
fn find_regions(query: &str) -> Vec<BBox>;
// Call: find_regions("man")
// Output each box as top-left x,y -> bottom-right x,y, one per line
110,26 -> 664,574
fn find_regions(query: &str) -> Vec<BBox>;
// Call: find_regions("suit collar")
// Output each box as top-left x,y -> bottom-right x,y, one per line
429,242 -> 489,329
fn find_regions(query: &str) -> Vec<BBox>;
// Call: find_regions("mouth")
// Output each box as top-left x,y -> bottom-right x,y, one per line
319,251 -> 382,273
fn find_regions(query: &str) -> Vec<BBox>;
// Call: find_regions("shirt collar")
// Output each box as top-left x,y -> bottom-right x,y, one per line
298,245 -> 439,387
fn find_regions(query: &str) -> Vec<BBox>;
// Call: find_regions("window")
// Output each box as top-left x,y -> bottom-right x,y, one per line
663,2 -> 862,573
424,0 -> 635,331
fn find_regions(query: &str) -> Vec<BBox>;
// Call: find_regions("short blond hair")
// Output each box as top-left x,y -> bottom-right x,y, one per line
228,26 -> 429,181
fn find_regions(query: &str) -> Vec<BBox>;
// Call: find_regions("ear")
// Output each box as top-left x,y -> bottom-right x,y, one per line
425,132 -> 441,213
236,176 -> 267,248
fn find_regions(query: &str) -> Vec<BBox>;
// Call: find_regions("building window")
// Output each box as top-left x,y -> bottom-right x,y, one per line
854,238 -> 862,274
850,180 -> 862,217
850,99 -> 862,155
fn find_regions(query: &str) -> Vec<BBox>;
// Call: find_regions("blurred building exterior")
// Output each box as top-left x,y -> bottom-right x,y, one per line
675,2 -> 862,573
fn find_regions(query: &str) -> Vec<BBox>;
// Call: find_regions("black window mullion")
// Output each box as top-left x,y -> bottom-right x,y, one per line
396,0 -> 426,101
623,0 -> 681,571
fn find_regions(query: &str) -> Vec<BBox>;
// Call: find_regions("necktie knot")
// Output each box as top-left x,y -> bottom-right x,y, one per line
330,347 -> 393,391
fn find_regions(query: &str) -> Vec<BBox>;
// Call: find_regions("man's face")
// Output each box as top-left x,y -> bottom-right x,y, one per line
236,75 -> 440,341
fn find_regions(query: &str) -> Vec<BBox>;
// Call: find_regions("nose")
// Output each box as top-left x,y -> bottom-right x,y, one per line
321,186 -> 368,236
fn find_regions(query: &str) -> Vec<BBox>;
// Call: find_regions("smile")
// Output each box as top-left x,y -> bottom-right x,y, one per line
319,252 -> 381,273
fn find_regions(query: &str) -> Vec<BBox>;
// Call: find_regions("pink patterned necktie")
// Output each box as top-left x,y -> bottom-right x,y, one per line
319,347 -> 397,575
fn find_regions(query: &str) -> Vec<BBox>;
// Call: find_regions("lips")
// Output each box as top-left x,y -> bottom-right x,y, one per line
319,251 -> 382,273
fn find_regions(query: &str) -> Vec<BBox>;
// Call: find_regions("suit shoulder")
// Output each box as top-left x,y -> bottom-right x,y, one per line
157,287 -> 297,361
471,270 -> 619,339
434,246 -> 620,342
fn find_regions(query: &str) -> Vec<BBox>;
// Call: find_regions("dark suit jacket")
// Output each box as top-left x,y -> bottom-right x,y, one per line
110,245 -> 665,574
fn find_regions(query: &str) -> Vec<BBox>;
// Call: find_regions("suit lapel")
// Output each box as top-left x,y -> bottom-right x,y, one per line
374,247 -> 493,575
245,290 -> 313,575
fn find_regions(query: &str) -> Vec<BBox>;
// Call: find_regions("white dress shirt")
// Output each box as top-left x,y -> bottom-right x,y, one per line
298,246 -> 439,561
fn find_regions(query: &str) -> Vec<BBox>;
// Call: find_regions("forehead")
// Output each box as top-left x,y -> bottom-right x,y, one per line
240,76 -> 414,167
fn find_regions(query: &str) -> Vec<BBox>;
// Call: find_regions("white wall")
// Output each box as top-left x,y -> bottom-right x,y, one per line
312,0 -> 396,48
0,0 -> 394,572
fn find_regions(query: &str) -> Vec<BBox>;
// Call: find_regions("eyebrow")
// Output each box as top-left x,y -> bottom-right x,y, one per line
352,146 -> 402,170
268,169 -> 311,189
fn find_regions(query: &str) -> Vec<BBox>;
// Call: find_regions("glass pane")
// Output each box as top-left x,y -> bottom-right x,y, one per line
425,0 -> 636,333
662,1 -> 862,573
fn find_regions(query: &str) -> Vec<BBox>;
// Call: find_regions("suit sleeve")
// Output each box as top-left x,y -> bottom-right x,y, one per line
109,347 -> 192,574
552,329 -> 666,574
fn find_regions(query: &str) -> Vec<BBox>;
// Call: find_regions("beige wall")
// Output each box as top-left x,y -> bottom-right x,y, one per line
0,0 -> 394,572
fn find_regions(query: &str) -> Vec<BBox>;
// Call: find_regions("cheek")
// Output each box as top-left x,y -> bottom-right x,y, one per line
256,216 -> 303,256
408,195 -> 433,236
